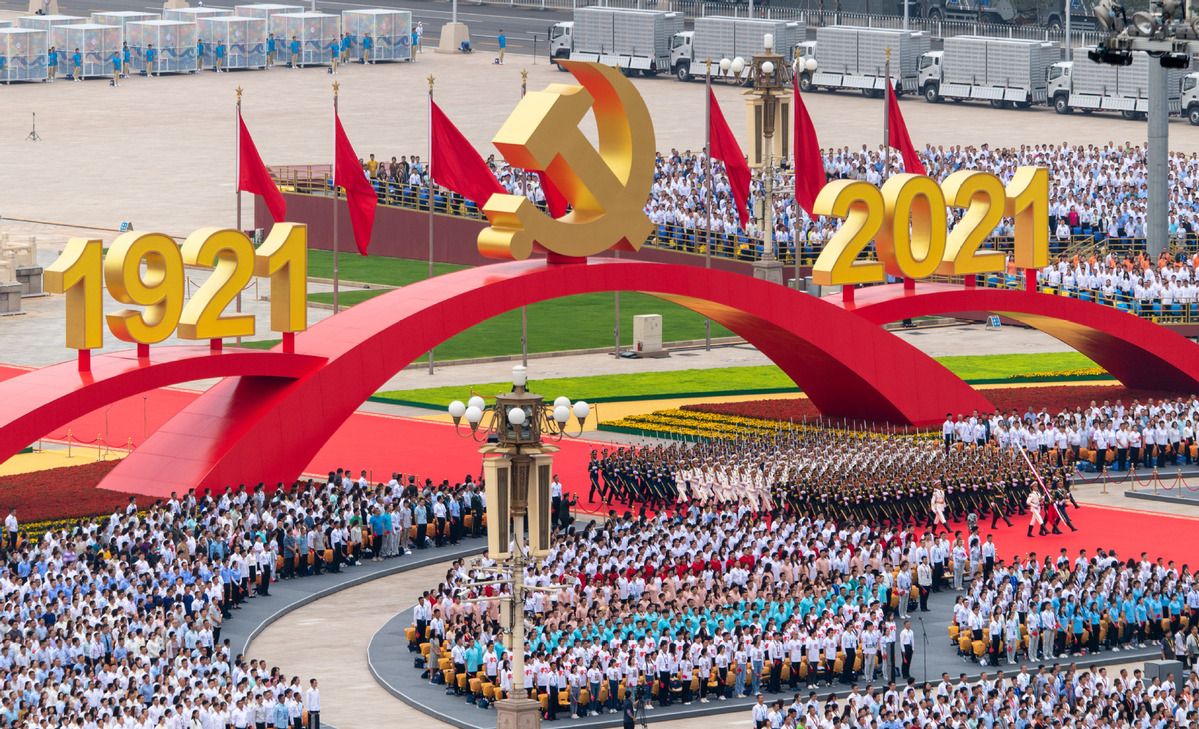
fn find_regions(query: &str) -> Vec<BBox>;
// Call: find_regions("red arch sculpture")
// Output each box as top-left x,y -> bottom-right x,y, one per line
835,282 -> 1199,391
0,347 -> 326,466
96,259 -> 992,497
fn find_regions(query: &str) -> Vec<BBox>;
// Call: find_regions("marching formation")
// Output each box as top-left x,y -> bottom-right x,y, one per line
585,422 -> 1080,538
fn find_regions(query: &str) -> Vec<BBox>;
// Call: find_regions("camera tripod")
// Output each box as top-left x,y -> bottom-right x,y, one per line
26,113 -> 41,142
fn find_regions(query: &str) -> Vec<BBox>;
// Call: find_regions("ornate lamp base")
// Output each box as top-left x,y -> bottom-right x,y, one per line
495,697 -> 543,729
753,259 -> 784,285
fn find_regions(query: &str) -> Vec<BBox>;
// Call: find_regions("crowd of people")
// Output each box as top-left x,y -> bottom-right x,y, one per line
356,141 -> 1199,263
949,545 -> 1199,669
0,467 -> 481,728
406,497 -> 1199,726
748,664 -> 1199,728
1036,250 -> 1199,315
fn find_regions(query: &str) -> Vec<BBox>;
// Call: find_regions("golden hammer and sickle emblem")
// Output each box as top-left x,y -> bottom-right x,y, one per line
478,61 -> 656,261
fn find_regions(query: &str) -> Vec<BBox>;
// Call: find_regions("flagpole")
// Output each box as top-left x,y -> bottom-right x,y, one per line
332,81 -> 341,314
520,69 -> 529,369
882,47 -> 891,179
427,73 -> 435,375
235,86 -> 244,343
704,58 -> 713,352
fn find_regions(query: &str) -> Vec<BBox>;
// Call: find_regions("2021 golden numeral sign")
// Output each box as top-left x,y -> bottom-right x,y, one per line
44,223 -> 308,350
811,167 -> 1049,286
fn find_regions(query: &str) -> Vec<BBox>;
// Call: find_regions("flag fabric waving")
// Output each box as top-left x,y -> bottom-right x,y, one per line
707,88 -> 751,229
430,100 -> 505,208
885,84 -> 926,175
334,114 -> 377,255
792,74 -> 826,217
238,116 -> 287,223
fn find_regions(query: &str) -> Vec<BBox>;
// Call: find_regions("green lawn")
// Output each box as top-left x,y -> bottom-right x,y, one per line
309,290 -> 387,307
376,352 -> 1104,409
306,251 -> 733,359
307,250 -> 464,284
936,352 -> 1098,379
307,291 -> 733,362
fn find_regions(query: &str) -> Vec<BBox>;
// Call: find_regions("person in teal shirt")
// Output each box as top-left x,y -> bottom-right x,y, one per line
70,48 -> 82,81
214,40 -> 226,72
361,32 -> 373,64
197,38 -> 206,70
47,46 -> 57,82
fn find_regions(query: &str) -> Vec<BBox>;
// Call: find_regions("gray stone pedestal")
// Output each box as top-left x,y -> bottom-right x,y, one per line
16,266 -> 42,296
495,696 -> 542,729
752,259 -> 784,285
0,282 -> 23,314
1144,659 -> 1186,692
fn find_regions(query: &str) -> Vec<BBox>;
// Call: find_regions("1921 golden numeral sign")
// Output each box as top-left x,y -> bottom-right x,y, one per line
44,223 -> 308,349
811,167 -> 1048,286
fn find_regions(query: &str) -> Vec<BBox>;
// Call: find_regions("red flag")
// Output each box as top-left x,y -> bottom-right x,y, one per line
885,84 -> 926,175
238,115 -> 287,223
536,171 -> 569,218
792,74 -> 826,217
707,88 -> 751,229
334,113 -> 376,256
431,100 -> 505,207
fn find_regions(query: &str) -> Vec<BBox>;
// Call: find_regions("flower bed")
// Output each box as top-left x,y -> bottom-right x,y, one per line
601,407 -> 930,441
602,383 -> 1195,441
0,460 -> 138,532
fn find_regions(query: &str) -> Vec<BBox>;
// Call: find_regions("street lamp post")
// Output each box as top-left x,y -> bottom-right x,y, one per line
746,33 -> 790,285
1088,0 -> 1199,257
447,366 -> 590,729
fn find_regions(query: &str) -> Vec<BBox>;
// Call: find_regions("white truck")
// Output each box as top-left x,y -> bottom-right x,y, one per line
918,36 -> 1058,108
1048,48 -> 1197,120
548,7 -> 683,76
1185,74 -> 1199,125
669,16 -> 802,82
798,26 -> 931,96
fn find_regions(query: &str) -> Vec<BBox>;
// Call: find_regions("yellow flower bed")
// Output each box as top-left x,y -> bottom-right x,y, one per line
605,409 -> 936,442
1008,367 -> 1107,380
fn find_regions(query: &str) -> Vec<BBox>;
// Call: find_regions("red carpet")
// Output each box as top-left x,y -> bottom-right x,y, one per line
2,365 -> 1196,565
913,504 -> 1199,567
0,364 -> 601,495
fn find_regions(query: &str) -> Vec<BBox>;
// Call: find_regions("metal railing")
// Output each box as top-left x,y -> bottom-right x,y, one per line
974,268 -> 1199,324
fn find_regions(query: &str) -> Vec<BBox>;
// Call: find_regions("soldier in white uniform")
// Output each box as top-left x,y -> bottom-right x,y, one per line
1026,489 -> 1045,537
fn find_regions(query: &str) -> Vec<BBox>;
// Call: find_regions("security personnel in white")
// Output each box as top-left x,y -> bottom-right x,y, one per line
951,540 -> 968,591
896,567 -> 912,619
899,621 -> 915,679
840,626 -> 859,683
942,414 -> 955,453
751,695 -> 769,729
917,558 -> 933,612
861,622 -> 881,682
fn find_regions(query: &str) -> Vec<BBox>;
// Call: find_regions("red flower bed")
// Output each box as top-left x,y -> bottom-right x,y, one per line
682,384 -> 1192,427
0,460 -> 144,523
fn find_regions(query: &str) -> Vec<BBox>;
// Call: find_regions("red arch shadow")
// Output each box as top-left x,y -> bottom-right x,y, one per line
0,347 -> 326,467
97,260 -> 992,497
835,282 -> 1199,391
